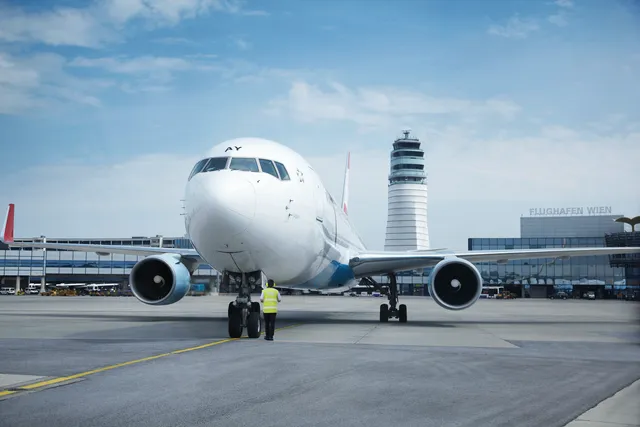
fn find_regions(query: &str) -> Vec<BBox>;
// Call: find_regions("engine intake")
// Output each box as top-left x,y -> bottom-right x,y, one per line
428,257 -> 483,310
129,253 -> 191,305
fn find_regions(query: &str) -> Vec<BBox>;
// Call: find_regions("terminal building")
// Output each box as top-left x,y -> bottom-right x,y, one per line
468,211 -> 640,299
0,236 -> 218,294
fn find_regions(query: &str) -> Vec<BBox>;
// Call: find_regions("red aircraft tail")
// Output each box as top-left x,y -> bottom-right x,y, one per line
2,204 -> 15,243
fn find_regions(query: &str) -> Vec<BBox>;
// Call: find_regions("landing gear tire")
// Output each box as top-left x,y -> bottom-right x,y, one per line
380,304 -> 389,322
228,301 -> 234,317
247,302 -> 261,339
398,304 -> 407,323
247,312 -> 261,338
228,306 -> 243,338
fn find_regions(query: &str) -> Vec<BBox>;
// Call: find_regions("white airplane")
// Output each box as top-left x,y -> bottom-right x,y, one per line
2,137 -> 639,339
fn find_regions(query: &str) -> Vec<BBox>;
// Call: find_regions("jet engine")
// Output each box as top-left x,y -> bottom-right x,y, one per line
427,257 -> 483,310
129,253 -> 191,305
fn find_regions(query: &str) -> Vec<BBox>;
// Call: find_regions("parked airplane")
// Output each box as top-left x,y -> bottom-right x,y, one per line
2,137 -> 639,339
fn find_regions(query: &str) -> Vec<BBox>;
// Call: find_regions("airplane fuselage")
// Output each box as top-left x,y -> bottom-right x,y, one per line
183,138 -> 366,290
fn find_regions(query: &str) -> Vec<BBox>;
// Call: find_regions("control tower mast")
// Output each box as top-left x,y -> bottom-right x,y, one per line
383,130 -> 430,251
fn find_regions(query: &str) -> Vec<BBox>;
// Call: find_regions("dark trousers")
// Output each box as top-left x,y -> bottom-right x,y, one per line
264,312 -> 277,338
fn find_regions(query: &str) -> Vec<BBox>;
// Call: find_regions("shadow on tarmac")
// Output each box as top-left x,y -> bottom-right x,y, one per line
2,310 -> 636,327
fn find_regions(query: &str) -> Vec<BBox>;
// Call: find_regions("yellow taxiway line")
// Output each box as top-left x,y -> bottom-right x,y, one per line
0,323 -> 301,398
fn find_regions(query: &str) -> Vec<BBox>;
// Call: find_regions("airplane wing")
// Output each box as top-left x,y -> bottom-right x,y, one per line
349,247 -> 640,277
2,204 -> 204,262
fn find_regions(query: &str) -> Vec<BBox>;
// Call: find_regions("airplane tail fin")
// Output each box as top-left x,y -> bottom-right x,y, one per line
341,152 -> 350,216
2,204 -> 15,243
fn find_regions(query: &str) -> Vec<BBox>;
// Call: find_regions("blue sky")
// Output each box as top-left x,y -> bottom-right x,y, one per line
1,0 -> 639,250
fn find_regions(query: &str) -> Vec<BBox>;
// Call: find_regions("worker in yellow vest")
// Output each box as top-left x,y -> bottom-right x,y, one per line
260,279 -> 282,341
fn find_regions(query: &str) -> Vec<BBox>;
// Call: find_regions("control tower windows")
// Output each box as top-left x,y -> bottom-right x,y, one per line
389,177 -> 425,183
392,164 -> 424,170
392,151 -> 424,158
393,142 -> 421,150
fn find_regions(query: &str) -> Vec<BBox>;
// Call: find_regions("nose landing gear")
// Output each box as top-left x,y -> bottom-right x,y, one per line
225,271 -> 263,339
379,273 -> 407,323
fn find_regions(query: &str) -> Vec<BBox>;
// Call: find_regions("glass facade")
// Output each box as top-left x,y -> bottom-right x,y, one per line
467,237 -> 638,298
0,237 -> 217,287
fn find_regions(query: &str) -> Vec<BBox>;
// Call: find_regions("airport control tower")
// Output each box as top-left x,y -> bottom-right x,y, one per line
384,130 -> 430,251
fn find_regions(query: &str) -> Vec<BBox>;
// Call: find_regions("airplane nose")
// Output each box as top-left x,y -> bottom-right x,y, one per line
204,173 -> 256,241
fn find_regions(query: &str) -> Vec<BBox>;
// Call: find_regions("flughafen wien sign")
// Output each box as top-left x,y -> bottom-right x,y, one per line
528,206 -> 613,217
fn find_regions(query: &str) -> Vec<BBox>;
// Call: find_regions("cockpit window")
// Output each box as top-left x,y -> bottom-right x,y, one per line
259,159 -> 279,179
188,158 -> 209,181
229,157 -> 259,172
202,157 -> 228,172
274,161 -> 290,180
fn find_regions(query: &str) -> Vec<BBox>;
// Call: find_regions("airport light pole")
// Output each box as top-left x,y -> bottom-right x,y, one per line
40,235 -> 46,293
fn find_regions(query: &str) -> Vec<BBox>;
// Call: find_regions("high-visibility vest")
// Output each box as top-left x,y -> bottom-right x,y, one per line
262,287 -> 279,313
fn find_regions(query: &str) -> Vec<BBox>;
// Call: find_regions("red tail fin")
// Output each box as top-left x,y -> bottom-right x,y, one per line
3,204 -> 15,243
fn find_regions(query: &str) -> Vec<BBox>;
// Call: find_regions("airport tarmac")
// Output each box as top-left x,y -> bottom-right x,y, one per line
0,295 -> 639,427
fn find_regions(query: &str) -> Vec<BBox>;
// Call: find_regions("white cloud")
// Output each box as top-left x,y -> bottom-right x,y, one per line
0,0 -> 267,48
103,0 -> 147,24
554,0 -> 573,8
587,114 -> 629,132
222,61 -> 334,85
104,0 -> 246,25
0,54 -> 39,88
540,125 -> 580,139
186,53 -> 218,59
153,37 -> 196,45
0,154 -> 197,239
0,52 -> 110,114
232,37 -> 252,50
0,52 -> 222,113
548,13 -> 568,27
68,54 -> 220,88
69,55 -> 214,75
488,15 -> 540,39
239,9 -> 269,17
2,54 -> 322,114
0,87 -> 41,115
547,0 -> 574,27
265,81 -> 521,131
3,128 -> 637,251
0,5 -> 116,48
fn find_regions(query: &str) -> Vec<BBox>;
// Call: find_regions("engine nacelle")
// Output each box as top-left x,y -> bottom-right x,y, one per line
129,253 -> 191,305
427,257 -> 483,310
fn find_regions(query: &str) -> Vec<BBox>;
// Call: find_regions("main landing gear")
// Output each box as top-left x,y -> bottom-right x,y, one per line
379,273 -> 407,323
225,271 -> 262,339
